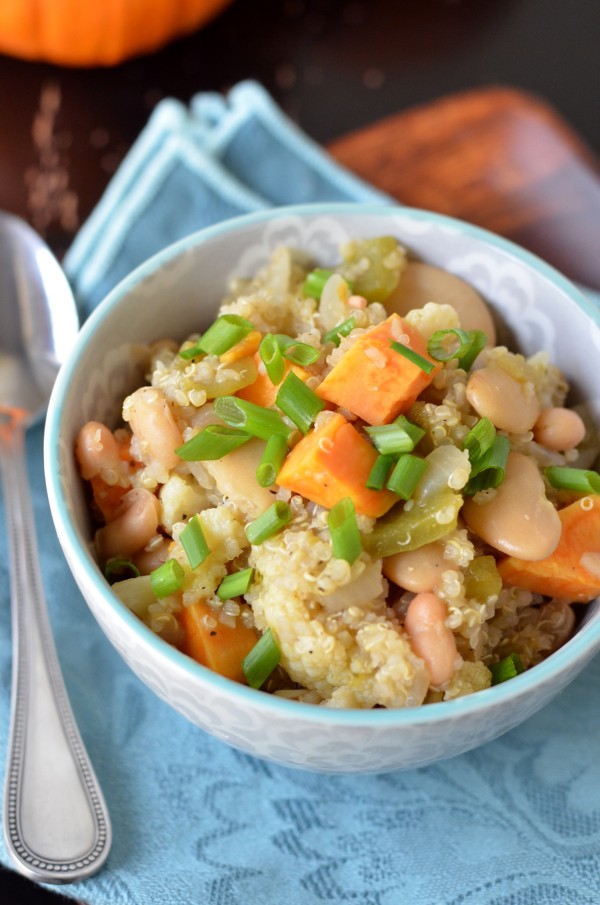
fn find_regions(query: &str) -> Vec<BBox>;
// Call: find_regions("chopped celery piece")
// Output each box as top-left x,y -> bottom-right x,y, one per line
464,555 -> 502,602
362,490 -> 463,558
339,236 -> 405,303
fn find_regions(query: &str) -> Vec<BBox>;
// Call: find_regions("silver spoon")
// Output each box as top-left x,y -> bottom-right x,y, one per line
0,212 -> 111,883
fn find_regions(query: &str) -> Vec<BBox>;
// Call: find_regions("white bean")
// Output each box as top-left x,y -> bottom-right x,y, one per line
203,438 -> 278,517
383,541 -> 446,593
533,407 -> 586,451
466,367 -> 540,433
123,386 -> 183,469
133,537 -> 171,574
404,592 -> 461,687
462,451 -> 561,560
75,421 -> 122,480
96,488 -> 160,560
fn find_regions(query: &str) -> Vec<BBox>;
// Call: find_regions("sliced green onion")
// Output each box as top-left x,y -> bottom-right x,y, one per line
303,268 -> 334,299
459,330 -> 487,370
104,557 -> 141,584
283,342 -> 320,367
366,454 -> 395,491
386,454 -> 428,499
390,340 -> 436,374
242,628 -> 281,688
246,501 -> 291,545
427,328 -> 474,362
217,567 -> 254,600
463,417 -> 496,461
463,435 -> 510,495
150,559 -> 185,599
175,425 -> 251,461
196,314 -> 255,356
365,415 -> 425,457
180,514 -> 210,570
276,371 -> 325,434
544,466 -> 600,495
259,333 -> 286,385
179,340 -> 205,360
272,333 -> 295,350
214,396 -> 290,440
490,652 -> 525,685
327,497 -> 362,564
323,316 -> 356,347
256,434 -> 289,487
426,328 -> 487,371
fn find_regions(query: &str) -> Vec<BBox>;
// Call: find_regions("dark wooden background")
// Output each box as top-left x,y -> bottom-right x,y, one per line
1,0 -> 600,901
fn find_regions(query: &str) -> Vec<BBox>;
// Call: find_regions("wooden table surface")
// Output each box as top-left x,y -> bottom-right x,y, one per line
1,1 -> 600,902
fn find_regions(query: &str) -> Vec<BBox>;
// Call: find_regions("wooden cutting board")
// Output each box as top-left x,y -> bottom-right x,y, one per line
327,86 -> 600,292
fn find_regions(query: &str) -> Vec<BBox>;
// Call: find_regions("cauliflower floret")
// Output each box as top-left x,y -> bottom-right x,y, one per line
159,473 -> 210,532
404,302 -> 460,342
171,504 -> 249,603
248,527 -> 430,708
443,660 -> 492,700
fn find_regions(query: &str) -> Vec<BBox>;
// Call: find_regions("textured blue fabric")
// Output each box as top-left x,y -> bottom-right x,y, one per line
1,81 -> 600,905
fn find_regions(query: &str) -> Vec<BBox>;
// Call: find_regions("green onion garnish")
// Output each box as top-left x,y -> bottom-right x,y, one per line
463,434 -> 510,495
246,501 -> 292,545
459,330 -> 487,370
390,340 -> 435,374
276,371 -> 325,434
365,415 -> 425,457
214,396 -> 290,440
463,417 -> 496,461
427,328 -> 473,362
490,652 -> 525,685
175,424 -> 251,461
386,454 -> 428,499
242,628 -> 281,688
180,514 -> 210,570
366,454 -> 395,491
217,567 -> 254,600
303,268 -> 334,299
544,466 -> 600,495
283,342 -> 320,367
426,328 -> 487,370
263,333 -> 320,368
328,497 -> 362,564
150,559 -> 185,599
104,557 -> 141,583
259,333 -> 286,385
256,434 -> 289,487
323,316 -> 355,347
194,314 -> 254,356
179,340 -> 205,360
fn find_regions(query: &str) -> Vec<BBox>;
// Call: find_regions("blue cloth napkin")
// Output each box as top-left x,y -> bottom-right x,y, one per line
2,80 -> 600,905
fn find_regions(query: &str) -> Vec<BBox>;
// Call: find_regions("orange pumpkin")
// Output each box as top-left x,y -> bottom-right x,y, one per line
0,0 -> 234,67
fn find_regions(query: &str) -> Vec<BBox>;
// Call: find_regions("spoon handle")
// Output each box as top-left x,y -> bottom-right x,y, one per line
0,418 -> 111,883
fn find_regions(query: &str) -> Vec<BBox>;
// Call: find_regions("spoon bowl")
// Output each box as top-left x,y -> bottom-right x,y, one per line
0,211 -> 111,883
0,212 -> 77,419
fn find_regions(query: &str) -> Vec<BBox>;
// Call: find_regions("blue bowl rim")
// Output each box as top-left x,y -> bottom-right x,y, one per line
45,201 -> 600,729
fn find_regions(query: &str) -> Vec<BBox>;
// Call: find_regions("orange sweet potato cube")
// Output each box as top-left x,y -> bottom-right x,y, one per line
277,413 -> 397,518
316,314 -> 439,425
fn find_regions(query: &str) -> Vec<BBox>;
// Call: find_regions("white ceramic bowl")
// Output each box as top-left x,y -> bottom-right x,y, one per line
45,203 -> 600,773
